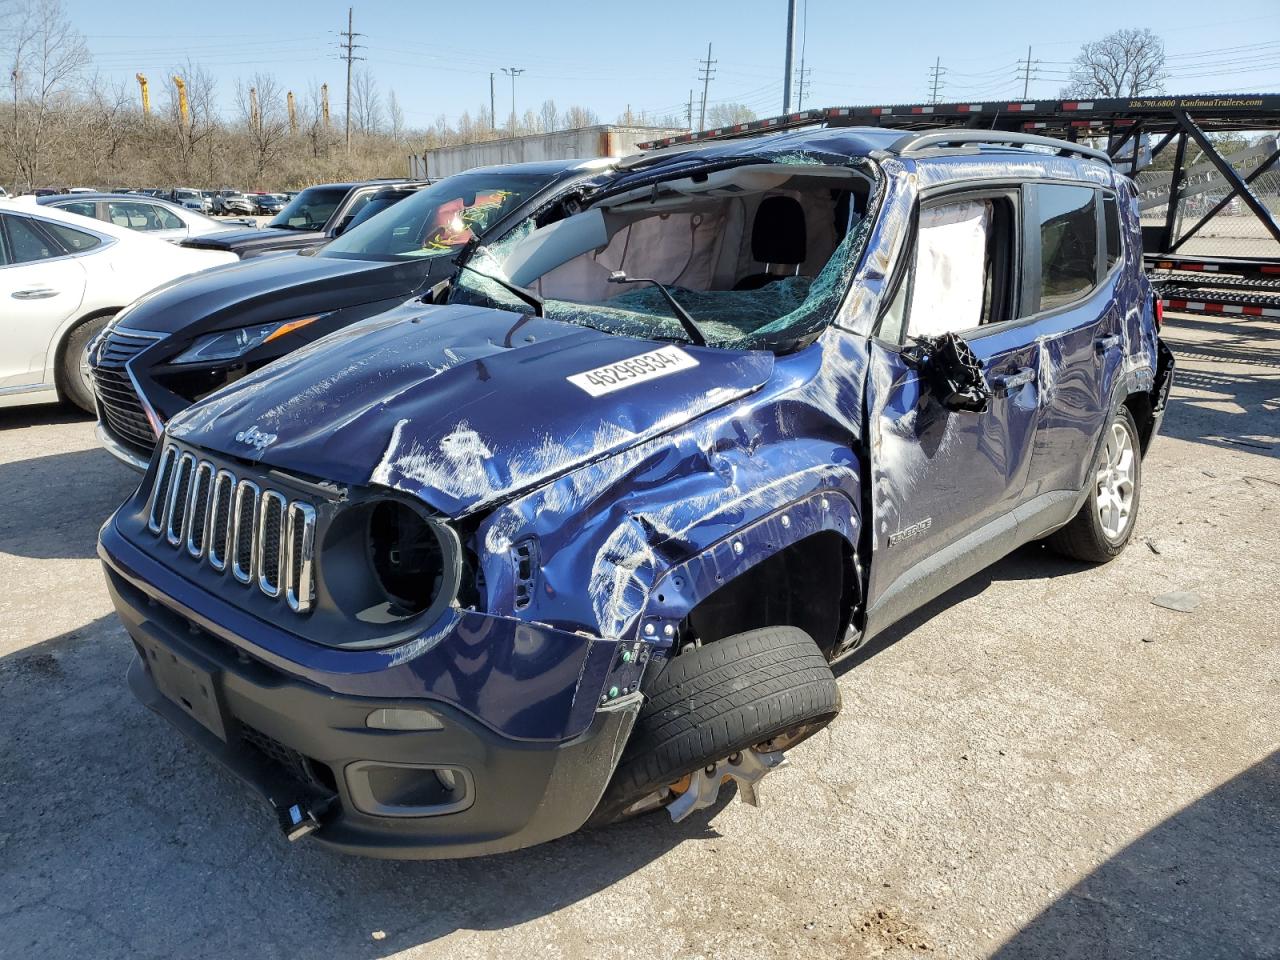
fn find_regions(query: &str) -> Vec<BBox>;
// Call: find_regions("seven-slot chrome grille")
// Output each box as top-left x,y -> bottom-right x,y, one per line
146,443 -> 317,613
92,328 -> 160,454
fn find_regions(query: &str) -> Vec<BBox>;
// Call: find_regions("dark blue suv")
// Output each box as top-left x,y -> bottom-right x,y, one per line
98,127 -> 1173,858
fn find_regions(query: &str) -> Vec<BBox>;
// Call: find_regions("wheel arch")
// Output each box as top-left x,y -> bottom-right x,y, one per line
50,306 -> 120,401
638,492 -> 861,660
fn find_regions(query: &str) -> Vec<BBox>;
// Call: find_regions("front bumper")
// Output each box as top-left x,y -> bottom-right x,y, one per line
96,421 -> 150,472
100,517 -> 646,859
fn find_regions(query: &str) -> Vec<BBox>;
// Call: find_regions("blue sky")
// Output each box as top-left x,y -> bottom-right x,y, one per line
65,0 -> 1280,127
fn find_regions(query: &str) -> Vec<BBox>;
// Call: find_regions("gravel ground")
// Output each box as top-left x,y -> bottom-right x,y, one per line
0,313 -> 1276,959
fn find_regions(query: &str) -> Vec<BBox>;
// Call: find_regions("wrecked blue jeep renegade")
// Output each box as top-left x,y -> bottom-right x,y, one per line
99,127 -> 1173,858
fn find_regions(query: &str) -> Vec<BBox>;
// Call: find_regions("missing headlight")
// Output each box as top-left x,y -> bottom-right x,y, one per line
319,495 -> 461,629
369,500 -> 444,615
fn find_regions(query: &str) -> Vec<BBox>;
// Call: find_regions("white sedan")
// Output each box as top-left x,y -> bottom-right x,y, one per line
29,193 -> 251,243
0,200 -> 237,413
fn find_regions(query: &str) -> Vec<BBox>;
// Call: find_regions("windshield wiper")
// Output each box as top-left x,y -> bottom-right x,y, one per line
606,271 -> 707,346
455,261 -> 544,317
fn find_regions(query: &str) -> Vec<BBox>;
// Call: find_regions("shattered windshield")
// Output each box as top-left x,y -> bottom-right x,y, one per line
450,158 -> 879,352
320,173 -> 548,262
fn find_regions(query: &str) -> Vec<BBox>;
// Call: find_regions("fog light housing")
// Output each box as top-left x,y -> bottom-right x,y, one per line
365,707 -> 444,731
345,761 -> 474,817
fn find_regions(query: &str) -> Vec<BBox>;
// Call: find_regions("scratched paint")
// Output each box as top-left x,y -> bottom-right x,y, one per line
105,126 -> 1168,748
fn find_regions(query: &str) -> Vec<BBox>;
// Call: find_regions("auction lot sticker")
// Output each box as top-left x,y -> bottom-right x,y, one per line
567,346 -> 699,397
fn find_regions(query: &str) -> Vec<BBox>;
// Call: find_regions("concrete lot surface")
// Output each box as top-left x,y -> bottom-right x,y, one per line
0,314 -> 1276,959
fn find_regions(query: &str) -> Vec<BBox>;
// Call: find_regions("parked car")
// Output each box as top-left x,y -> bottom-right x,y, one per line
180,179 -> 428,259
337,182 -> 430,232
212,191 -> 255,216
169,188 -> 211,214
0,200 -> 236,413
253,193 -> 287,216
33,193 -> 255,242
88,160 -> 611,468
98,128 -> 1172,857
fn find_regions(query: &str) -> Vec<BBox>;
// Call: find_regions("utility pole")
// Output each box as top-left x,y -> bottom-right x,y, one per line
1018,46 -> 1035,98
783,0 -> 797,113
501,66 -> 524,135
697,43 -> 716,131
489,72 -> 496,130
686,89 -> 694,130
928,57 -> 946,104
321,83 -> 330,131
795,64 -> 812,110
287,91 -> 297,133
337,7 -> 365,154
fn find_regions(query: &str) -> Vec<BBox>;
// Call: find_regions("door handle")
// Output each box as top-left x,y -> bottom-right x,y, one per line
12,287 -> 59,300
990,367 -> 1035,393
1095,334 -> 1121,355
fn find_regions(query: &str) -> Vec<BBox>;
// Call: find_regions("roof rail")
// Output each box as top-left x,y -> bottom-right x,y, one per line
888,130 -> 1112,165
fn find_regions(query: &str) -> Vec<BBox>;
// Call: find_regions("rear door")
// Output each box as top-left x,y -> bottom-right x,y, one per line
0,213 -> 87,389
1018,183 -> 1121,508
864,187 -> 1041,634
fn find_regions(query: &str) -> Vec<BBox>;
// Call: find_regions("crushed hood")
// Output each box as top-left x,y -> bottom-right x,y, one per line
167,303 -> 774,516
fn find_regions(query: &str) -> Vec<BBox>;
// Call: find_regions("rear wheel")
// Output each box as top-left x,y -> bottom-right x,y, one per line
1047,406 -> 1142,562
59,314 -> 112,415
592,625 -> 840,826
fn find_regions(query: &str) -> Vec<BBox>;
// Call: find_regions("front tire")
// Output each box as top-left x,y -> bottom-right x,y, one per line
1047,405 -> 1142,563
59,314 -> 112,414
592,626 -> 840,826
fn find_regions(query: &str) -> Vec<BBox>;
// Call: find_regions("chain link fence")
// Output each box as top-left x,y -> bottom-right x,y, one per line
1135,135 -> 1280,260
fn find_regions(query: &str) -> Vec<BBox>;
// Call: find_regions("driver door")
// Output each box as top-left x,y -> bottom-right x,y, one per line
863,189 -> 1041,637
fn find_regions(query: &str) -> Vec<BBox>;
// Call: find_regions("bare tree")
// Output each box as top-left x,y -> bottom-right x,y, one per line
80,74 -> 136,187
386,88 -> 404,143
1065,28 -> 1168,98
562,104 -> 599,130
303,81 -> 333,160
159,60 -> 219,185
351,67 -> 382,135
3,0 -> 90,191
706,102 -> 756,127
236,73 -> 287,183
539,99 -> 558,133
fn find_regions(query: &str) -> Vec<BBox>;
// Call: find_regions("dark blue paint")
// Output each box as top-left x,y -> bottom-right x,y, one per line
100,127 -> 1169,765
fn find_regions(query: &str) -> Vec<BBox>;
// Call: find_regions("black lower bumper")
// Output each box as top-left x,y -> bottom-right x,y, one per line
108,567 -> 639,859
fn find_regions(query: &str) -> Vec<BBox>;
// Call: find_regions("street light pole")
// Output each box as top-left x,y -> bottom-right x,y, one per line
501,66 -> 525,135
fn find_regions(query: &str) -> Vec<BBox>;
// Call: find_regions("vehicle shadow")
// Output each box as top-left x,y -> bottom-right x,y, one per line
1160,317 -> 1280,460
0,616 -> 732,959
837,541 -> 1093,675
0,445 -> 139,559
990,749 -> 1280,959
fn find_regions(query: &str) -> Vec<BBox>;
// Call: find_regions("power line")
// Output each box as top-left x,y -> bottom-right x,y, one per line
698,42 -> 716,130
928,57 -> 946,104
795,65 -> 812,109
336,6 -> 364,155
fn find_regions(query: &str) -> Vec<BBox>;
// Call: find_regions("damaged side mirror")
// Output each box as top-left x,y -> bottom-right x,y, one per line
904,332 -> 991,414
